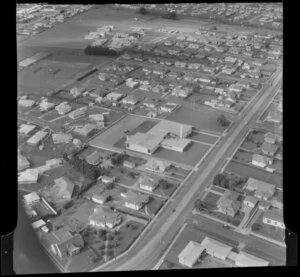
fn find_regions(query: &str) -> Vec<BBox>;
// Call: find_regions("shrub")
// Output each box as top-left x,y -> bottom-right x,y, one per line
252,223 -> 262,232
217,114 -> 230,127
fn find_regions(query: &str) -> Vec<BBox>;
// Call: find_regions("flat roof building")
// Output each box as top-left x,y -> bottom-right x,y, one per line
18,124 -> 37,136
178,241 -> 206,268
27,130 -> 48,146
18,99 -> 36,108
160,137 -> 192,152
234,251 -> 270,267
200,237 -> 232,260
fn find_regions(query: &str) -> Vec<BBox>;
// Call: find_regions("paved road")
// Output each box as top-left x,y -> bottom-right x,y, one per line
90,69 -> 282,271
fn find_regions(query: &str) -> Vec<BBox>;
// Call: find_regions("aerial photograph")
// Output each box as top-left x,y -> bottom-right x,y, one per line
16,3 -> 285,273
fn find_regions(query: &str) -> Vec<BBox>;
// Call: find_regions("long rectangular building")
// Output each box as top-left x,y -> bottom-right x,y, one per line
178,240 -> 206,268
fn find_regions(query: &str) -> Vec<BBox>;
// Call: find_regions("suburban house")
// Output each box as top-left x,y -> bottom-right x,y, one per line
143,98 -> 156,109
138,174 -> 159,192
89,206 -> 122,229
74,123 -> 97,137
27,130 -> 48,146
51,233 -> 84,259
261,142 -> 279,156
243,196 -> 259,208
264,132 -> 277,144
68,107 -> 87,120
18,169 -> 39,185
262,208 -> 285,229
23,192 -> 40,206
171,87 -> 192,98
18,99 -> 36,108
86,150 -> 102,165
55,102 -> 72,115
53,176 -> 75,200
70,87 -> 85,98
122,95 -> 139,105
178,241 -> 206,268
123,160 -> 135,169
18,153 -> 30,172
106,92 -> 124,102
160,103 -> 178,113
52,133 -> 73,144
251,154 -> 273,168
266,111 -> 281,124
245,178 -> 275,201
18,124 -> 37,136
258,200 -> 271,211
101,175 -> 115,184
91,193 -> 109,205
39,100 -> 55,112
89,114 -> 105,123
217,190 -> 242,217
200,237 -> 233,261
145,158 -> 169,173
147,111 -> 158,118
122,191 -> 149,211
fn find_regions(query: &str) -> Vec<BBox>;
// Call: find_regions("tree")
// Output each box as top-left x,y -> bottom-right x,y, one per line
159,180 -> 172,190
252,223 -> 262,232
213,173 -> 229,188
217,114 -> 230,127
138,7 -> 147,15
107,235 -> 114,241
164,11 -> 177,20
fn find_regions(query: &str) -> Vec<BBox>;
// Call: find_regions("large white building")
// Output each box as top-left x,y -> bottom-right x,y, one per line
200,237 -> 232,261
178,241 -> 206,268
234,251 -> 269,267
27,130 -> 48,146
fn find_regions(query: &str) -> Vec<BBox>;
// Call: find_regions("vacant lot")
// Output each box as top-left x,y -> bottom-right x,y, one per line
225,161 -> 283,189
166,106 -> 228,135
154,142 -> 211,167
88,115 -> 146,151
202,192 -> 221,207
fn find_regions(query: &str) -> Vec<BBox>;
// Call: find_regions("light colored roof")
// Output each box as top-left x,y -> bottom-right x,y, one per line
89,114 -> 104,121
19,52 -> 50,67
178,240 -> 206,266
24,192 -> 40,204
252,154 -> 273,164
32,219 -> 46,229
246,178 -> 275,192
148,120 -> 192,138
161,138 -> 191,150
127,132 -> 163,152
200,237 -> 232,258
54,176 -> 75,198
235,251 -> 269,267
18,99 -> 36,107
18,153 -> 30,171
145,158 -> 169,172
139,174 -> 159,188
122,95 -> 139,104
124,191 -> 149,206
89,206 -> 121,226
74,123 -> 97,136
106,92 -> 123,101
18,169 -> 39,184
18,124 -> 36,135
27,131 -> 48,145
244,195 -> 259,205
52,133 -> 73,143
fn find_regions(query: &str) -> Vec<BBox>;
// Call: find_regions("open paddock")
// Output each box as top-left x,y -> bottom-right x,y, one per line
225,161 -> 282,189
166,106 -> 228,135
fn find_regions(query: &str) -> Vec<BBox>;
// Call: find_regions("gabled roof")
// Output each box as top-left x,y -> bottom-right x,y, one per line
54,176 -> 75,198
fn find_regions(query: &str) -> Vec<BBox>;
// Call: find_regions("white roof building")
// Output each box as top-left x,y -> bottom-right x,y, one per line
55,102 -> 72,115
89,114 -> 105,122
40,101 -> 55,112
18,124 -> 37,136
200,237 -> 232,260
235,251 -> 269,267
106,92 -> 124,102
18,153 -> 30,172
74,123 -> 97,137
245,178 -> 275,200
178,241 -> 206,268
52,133 -> 73,144
68,107 -> 87,119
32,219 -> 46,229
23,192 -> 40,205
18,99 -> 35,108
27,130 -> 48,146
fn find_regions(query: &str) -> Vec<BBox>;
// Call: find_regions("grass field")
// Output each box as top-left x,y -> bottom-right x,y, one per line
166,106 -> 228,135
202,192 -> 221,207
259,102 -> 280,122
225,161 -> 283,188
153,142 -> 211,167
